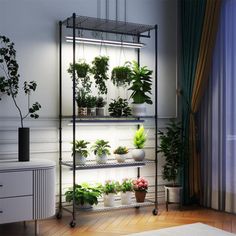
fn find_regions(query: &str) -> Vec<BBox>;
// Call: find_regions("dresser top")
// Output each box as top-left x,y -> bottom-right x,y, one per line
0,159 -> 55,171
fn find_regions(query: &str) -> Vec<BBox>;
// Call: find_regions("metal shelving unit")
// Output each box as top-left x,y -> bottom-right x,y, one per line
58,13 -> 158,227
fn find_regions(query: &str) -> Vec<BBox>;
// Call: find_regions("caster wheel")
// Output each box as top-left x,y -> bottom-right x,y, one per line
56,212 -> 62,219
135,206 -> 140,209
70,220 -> 76,228
152,209 -> 158,215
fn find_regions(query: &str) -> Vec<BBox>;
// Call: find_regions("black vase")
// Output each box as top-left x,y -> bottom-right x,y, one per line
18,127 -> 30,162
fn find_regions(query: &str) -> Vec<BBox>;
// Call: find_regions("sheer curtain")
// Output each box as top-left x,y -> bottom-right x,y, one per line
199,0 -> 236,212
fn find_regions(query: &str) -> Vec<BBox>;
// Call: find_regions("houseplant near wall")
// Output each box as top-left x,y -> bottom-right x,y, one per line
96,96 -> 106,116
102,180 -> 118,207
72,140 -> 90,165
118,178 -> 133,205
108,97 -> 131,117
111,63 -> 132,87
91,56 -> 109,95
132,126 -> 147,161
65,183 -> 102,209
86,95 -> 97,116
158,120 -> 183,211
128,61 -> 153,116
76,88 -> 87,116
133,177 -> 148,202
91,139 -> 111,164
114,146 -> 129,163
0,35 -> 41,161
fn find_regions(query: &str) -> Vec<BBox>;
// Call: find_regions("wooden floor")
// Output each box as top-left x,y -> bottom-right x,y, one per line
1,204 -> 236,236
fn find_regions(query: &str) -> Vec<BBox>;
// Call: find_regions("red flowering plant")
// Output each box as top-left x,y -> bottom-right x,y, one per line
133,177 -> 148,192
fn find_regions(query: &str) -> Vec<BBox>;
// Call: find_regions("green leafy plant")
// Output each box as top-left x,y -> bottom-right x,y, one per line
158,120 -> 183,185
91,56 -> 109,94
67,61 -> 92,93
128,61 -> 153,104
108,97 -> 131,117
0,35 -> 41,127
96,96 -> 106,108
133,126 -> 147,149
75,88 -> 87,107
65,183 -> 103,206
71,140 -> 90,157
114,146 -> 128,155
102,180 -> 119,194
91,139 -> 111,157
86,95 -> 97,108
111,63 -> 132,87
118,179 -> 133,193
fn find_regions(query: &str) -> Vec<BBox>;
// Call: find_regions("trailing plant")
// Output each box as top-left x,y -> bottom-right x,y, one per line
114,146 -> 128,155
158,120 -> 183,186
86,95 -> 97,108
91,139 -> 111,157
128,61 -> 153,104
133,125 -> 147,149
108,97 -> 131,117
91,56 -> 109,94
102,180 -> 119,194
133,177 -> 148,192
96,96 -> 106,108
118,179 -> 133,193
65,183 -> 103,206
71,140 -> 90,157
111,63 -> 132,87
75,88 -> 87,107
0,35 -> 41,127
67,61 -> 92,93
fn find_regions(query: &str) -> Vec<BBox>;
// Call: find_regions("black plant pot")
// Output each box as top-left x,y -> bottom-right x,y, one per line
18,127 -> 30,162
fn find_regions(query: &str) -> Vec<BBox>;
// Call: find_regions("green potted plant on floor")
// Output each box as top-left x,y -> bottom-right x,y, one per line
96,96 -> 106,116
114,146 -> 129,163
91,56 -> 109,95
86,95 -> 97,116
91,139 -> 111,164
158,120 -> 183,211
132,126 -> 147,161
0,35 -> 41,162
128,61 -> 153,116
102,180 -> 119,207
111,63 -> 132,87
118,178 -> 133,205
72,140 -> 90,165
76,88 -> 87,116
108,97 -> 131,117
133,177 -> 148,203
65,183 -> 103,209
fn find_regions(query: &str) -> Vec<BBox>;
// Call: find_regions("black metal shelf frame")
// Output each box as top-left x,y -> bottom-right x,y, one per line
58,13 -> 158,227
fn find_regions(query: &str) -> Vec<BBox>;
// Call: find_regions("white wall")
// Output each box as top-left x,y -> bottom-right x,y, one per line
0,0 -> 178,203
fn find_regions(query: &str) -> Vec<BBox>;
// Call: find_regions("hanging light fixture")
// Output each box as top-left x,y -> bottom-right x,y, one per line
65,36 -> 145,49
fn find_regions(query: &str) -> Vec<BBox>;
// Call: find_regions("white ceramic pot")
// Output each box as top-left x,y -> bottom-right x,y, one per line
132,149 -> 145,161
121,191 -> 133,205
87,107 -> 96,116
164,185 -> 182,203
96,154 -> 108,164
132,103 -> 146,117
104,193 -> 116,207
115,153 -> 129,163
75,152 -> 86,165
96,107 -> 105,116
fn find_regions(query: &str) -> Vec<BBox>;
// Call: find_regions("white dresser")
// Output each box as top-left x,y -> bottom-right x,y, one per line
0,159 -> 55,234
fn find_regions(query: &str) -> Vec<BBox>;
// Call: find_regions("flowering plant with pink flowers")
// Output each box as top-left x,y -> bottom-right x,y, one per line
133,177 -> 148,192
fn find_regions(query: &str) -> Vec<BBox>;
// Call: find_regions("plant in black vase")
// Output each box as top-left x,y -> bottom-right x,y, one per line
108,97 -> 131,117
0,35 -> 41,161
96,96 -> 106,116
91,56 -> 109,95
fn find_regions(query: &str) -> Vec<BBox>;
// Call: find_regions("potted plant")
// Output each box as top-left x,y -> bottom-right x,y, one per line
133,177 -> 148,202
72,140 -> 90,165
158,120 -> 183,210
86,95 -> 97,116
111,63 -> 132,87
114,146 -> 129,163
102,180 -> 118,207
76,88 -> 87,116
108,97 -> 131,117
65,183 -> 102,209
91,139 -> 111,164
118,178 -> 133,205
96,96 -> 106,116
0,35 -> 41,162
132,126 -> 147,161
67,60 -> 92,93
91,56 -> 109,95
128,61 -> 153,116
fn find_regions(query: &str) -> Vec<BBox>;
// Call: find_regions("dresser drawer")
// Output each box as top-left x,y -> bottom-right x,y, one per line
0,171 -> 33,198
0,196 -> 33,224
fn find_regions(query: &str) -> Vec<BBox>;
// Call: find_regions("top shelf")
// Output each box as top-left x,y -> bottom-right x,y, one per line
62,15 -> 156,37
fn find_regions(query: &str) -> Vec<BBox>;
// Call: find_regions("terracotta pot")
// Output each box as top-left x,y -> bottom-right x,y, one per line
135,191 -> 146,203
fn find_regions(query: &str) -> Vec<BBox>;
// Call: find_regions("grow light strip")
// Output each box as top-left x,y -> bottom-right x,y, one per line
65,36 -> 145,49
